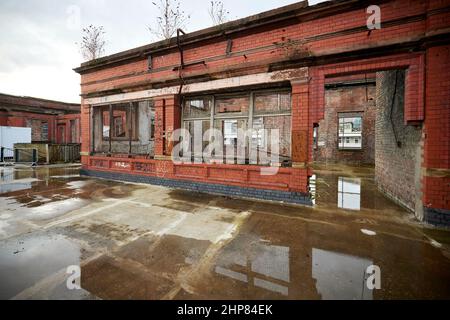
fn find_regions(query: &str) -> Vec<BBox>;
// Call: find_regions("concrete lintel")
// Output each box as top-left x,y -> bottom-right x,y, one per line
153,155 -> 172,161
85,68 -> 308,106
292,162 -> 308,168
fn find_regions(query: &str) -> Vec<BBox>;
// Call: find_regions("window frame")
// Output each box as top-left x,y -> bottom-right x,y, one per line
99,103 -> 139,142
183,96 -> 213,120
181,88 -> 292,164
337,112 -> 363,151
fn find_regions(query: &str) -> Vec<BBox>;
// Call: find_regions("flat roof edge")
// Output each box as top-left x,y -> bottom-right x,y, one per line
74,0 -> 359,74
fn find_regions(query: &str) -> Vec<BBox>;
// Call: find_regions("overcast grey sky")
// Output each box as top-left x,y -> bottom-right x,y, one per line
0,0 -> 327,103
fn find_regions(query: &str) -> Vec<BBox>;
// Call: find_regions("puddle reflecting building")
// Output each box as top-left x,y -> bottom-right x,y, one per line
337,177 -> 361,211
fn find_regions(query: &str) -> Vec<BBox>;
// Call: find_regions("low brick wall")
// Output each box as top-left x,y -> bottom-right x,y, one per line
81,169 -> 313,206
81,155 -> 312,205
423,207 -> 450,228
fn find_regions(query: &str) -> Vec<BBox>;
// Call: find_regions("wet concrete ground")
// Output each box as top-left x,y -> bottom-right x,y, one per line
0,164 -> 449,300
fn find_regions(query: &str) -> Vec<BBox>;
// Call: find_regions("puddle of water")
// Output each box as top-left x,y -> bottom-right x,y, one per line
0,167 -> 140,218
174,211 -> 450,300
0,165 -> 449,300
312,169 -> 406,214
337,177 -> 361,210
312,248 -> 373,300
0,233 -> 81,300
0,181 -> 34,194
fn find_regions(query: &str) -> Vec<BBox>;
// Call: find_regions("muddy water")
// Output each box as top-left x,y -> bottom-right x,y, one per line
174,212 -> 450,299
0,232 -> 81,299
0,165 -> 449,299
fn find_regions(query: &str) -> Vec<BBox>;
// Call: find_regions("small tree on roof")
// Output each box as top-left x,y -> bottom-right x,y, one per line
78,25 -> 106,61
148,0 -> 190,40
208,1 -> 229,26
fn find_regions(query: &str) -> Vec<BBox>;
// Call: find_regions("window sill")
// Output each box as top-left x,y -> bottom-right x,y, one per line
102,139 -> 139,142
338,148 -> 363,151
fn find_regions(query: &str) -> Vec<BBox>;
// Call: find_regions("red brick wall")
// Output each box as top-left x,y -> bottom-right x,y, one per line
86,155 -> 309,193
0,111 -> 56,142
77,0 -> 450,210
375,70 -> 423,212
56,113 -> 82,144
422,44 -> 450,211
79,0 -> 434,96
0,111 -> 81,144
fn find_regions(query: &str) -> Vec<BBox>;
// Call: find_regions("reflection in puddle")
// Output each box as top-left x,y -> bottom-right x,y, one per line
337,177 -> 361,210
0,233 -> 81,299
0,168 -> 15,183
0,181 -> 33,193
215,242 -> 290,296
0,165 -> 449,300
312,248 -> 373,300
214,239 -> 376,299
309,174 -> 317,205
310,167 -> 405,213
215,266 -> 248,282
215,244 -> 290,296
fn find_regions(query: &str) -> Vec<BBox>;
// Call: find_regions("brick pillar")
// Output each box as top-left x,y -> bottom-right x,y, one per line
291,79 -> 310,166
80,98 -> 90,166
422,44 -> 450,226
290,79 -> 311,194
153,94 -> 181,160
154,98 -> 165,158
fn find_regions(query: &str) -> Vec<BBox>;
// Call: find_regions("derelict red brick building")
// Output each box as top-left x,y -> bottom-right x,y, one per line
74,0 -> 450,225
0,93 -> 81,144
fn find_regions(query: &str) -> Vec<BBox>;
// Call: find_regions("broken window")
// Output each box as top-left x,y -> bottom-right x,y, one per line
103,104 -> 137,140
181,90 -> 291,165
101,107 -> 110,140
183,120 -> 210,160
223,119 -> 239,146
183,97 -> 212,118
214,118 -> 248,163
93,101 -> 153,155
338,113 -> 362,149
181,97 -> 213,160
252,92 -> 291,164
213,94 -> 249,163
